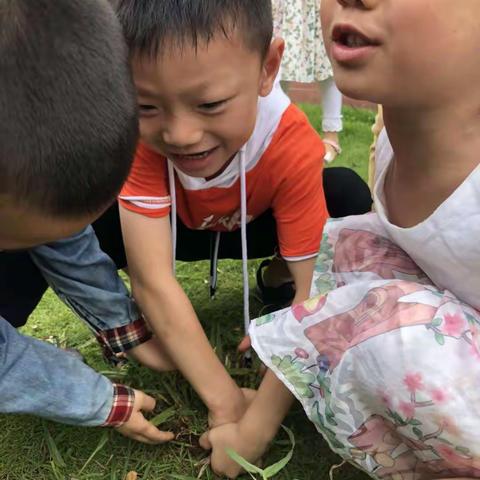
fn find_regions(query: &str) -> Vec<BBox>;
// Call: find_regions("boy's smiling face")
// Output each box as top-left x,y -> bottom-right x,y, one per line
132,32 -> 283,178
321,0 -> 480,108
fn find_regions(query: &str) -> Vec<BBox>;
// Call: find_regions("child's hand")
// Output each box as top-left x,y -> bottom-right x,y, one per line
237,335 -> 251,353
116,389 -> 175,444
200,422 -> 269,479
208,388 -> 256,428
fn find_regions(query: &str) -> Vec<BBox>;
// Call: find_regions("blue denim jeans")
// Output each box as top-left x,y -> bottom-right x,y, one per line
30,225 -> 139,333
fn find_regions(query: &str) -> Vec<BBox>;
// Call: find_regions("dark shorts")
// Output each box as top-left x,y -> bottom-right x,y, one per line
0,167 -> 372,327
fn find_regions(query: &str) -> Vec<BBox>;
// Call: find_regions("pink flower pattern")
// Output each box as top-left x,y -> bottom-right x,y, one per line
403,373 -> 424,393
440,312 -> 466,338
398,401 -> 415,419
430,388 -> 448,404
294,348 -> 310,360
253,220 -> 480,479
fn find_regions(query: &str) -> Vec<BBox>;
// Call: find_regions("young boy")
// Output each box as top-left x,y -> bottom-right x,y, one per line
114,0 -> 371,426
0,0 -> 173,444
201,0 -> 480,478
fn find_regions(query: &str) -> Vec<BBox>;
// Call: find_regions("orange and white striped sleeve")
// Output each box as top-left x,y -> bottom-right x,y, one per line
118,143 -> 171,218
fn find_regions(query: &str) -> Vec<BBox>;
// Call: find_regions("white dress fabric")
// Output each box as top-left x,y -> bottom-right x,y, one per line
250,129 -> 480,479
273,0 -> 333,82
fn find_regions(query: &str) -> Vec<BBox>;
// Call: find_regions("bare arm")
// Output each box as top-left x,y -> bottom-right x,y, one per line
119,206 -> 245,425
200,370 -> 294,479
288,257 -> 316,304
237,257 -> 316,353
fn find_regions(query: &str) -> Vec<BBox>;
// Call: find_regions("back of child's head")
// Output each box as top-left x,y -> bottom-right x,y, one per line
0,0 -> 138,218
113,0 -> 273,60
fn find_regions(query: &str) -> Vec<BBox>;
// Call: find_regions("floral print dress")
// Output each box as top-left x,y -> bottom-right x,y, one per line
273,0 -> 333,82
249,131 -> 480,479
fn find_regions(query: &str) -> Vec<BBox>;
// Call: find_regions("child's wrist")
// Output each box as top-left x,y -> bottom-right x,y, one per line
207,386 -> 246,426
238,414 -> 277,447
240,407 -> 280,445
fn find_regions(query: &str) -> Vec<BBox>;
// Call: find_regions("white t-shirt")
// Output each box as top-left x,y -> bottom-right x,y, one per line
373,129 -> 480,309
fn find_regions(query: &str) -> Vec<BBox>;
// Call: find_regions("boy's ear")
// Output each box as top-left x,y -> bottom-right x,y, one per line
259,37 -> 285,97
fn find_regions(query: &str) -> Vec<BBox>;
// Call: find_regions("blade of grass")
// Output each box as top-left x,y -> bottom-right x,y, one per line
150,406 -> 177,427
42,422 -> 66,469
78,431 -> 109,475
226,448 -> 264,476
262,425 -> 296,478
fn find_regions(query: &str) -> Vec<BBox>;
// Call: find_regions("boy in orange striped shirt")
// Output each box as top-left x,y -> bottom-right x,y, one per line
114,0 -> 371,426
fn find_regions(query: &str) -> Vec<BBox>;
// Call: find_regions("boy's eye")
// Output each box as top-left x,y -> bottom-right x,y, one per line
139,104 -> 158,116
199,100 -> 227,111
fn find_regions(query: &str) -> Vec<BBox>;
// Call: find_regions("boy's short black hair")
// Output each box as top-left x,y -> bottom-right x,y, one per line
114,0 -> 273,60
0,0 -> 138,217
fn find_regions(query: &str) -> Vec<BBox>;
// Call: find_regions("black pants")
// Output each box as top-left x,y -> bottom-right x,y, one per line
0,167 -> 372,328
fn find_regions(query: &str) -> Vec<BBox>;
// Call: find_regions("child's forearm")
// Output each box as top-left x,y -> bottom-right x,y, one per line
288,257 -> 316,305
241,369 -> 294,442
133,279 -> 245,423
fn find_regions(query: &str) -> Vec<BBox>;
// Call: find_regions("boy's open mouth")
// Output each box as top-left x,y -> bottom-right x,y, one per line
170,146 -> 219,161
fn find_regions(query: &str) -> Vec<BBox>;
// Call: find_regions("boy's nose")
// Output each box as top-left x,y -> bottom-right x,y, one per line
162,117 -> 203,148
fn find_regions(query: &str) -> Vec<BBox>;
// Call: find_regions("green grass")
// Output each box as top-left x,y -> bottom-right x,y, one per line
0,105 -> 375,480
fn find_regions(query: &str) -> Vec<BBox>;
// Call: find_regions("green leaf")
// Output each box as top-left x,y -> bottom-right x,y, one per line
226,448 -> 265,475
455,445 -> 471,456
465,312 -> 478,326
436,436 -> 454,446
389,411 -> 405,426
150,406 -> 176,426
256,313 -> 275,327
409,419 -> 422,426
435,332 -> 445,345
272,355 -> 316,399
412,427 -> 423,439
431,317 -> 443,327
263,425 -> 296,478
42,422 -> 66,469
326,414 -> 338,427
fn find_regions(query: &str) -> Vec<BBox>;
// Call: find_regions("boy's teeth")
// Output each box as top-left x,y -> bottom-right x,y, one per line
180,151 -> 209,159
345,34 -> 369,48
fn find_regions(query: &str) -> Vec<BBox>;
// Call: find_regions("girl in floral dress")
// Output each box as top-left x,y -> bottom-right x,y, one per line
273,0 -> 343,162
202,1 -> 480,479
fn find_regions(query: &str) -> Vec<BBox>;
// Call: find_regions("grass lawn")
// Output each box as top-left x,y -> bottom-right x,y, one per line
0,105 -> 376,480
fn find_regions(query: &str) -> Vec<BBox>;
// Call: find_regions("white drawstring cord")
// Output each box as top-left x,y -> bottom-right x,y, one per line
167,160 -> 177,275
239,147 -> 251,357
210,231 -> 221,298
169,151 -> 251,358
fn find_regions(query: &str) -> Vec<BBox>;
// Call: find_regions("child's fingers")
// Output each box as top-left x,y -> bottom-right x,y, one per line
128,430 -> 173,445
138,421 -> 175,444
237,335 -> 251,353
199,431 -> 212,450
135,390 -> 156,412
117,414 -> 175,444
258,364 -> 267,377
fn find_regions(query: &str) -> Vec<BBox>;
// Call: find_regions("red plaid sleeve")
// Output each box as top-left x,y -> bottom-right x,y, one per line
96,317 -> 153,365
103,384 -> 135,426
